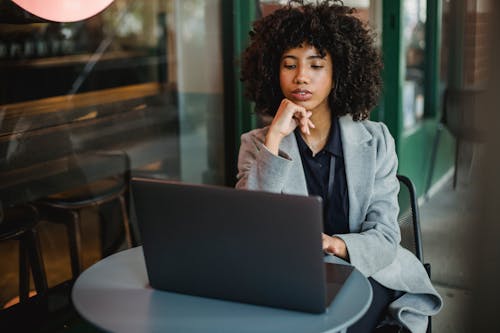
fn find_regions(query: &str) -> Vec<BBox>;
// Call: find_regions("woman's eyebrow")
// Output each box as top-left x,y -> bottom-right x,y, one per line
307,55 -> 326,60
281,54 -> 325,60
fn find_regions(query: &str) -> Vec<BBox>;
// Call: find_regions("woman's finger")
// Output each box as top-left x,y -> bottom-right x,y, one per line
301,118 -> 310,135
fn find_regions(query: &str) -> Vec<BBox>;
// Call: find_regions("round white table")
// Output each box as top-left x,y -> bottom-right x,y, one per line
72,246 -> 372,333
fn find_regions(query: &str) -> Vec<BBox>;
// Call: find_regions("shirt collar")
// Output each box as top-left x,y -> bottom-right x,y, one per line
324,116 -> 343,157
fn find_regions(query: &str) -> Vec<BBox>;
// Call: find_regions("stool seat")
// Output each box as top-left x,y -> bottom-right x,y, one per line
0,211 -> 38,241
43,177 -> 126,208
0,205 -> 39,239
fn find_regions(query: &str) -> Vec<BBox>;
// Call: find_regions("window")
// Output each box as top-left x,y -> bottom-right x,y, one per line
402,0 -> 426,129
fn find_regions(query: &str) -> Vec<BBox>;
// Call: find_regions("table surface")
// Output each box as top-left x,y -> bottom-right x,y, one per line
72,246 -> 372,333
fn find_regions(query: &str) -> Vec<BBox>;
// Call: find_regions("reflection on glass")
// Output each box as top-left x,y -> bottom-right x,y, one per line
0,0 -> 225,207
403,0 -> 426,129
0,0 -> 225,311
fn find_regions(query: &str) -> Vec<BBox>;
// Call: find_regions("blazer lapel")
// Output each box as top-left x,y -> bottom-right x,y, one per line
339,116 -> 375,232
279,133 -> 308,195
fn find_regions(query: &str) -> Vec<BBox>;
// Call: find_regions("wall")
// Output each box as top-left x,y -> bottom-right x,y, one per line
174,0 -> 225,184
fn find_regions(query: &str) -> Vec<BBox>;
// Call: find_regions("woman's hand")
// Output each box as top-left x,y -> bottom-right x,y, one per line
322,233 -> 349,260
265,99 -> 315,155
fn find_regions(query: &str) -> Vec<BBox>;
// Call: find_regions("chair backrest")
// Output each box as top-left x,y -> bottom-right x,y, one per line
397,174 -> 424,263
397,175 -> 432,333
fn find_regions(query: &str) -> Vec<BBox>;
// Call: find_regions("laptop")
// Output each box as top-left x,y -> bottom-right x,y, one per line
131,177 -> 353,314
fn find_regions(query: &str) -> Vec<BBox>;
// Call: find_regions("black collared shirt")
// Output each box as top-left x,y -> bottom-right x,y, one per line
294,117 -> 349,235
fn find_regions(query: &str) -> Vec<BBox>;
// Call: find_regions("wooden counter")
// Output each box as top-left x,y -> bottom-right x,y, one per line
0,82 -> 180,205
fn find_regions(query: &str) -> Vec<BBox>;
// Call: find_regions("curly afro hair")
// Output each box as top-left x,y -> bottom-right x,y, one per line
240,0 -> 382,121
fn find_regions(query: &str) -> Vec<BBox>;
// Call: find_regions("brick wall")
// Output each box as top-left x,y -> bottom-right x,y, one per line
464,1 -> 491,87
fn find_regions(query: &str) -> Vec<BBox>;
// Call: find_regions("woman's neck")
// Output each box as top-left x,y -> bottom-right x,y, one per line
310,105 -> 331,137
302,107 -> 332,155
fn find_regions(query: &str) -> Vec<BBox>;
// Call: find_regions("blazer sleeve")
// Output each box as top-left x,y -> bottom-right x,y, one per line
235,130 -> 293,193
335,123 -> 401,277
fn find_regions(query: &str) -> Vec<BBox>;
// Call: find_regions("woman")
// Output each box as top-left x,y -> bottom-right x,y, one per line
236,1 -> 442,332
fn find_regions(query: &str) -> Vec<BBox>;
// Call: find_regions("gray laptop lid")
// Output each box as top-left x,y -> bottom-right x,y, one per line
131,177 -> 352,313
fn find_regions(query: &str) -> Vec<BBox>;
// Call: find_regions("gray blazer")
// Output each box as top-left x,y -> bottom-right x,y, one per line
236,115 -> 442,333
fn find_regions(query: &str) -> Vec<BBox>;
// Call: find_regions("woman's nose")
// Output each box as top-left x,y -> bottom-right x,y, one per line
294,67 -> 310,84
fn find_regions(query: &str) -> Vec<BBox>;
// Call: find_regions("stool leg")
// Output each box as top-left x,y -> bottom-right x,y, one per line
99,197 -> 131,257
66,210 -> 83,279
118,195 -> 132,248
98,202 -> 118,257
19,240 -> 30,303
25,228 -> 48,295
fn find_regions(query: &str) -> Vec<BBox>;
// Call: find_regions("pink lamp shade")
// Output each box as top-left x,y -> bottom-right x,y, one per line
11,0 -> 115,22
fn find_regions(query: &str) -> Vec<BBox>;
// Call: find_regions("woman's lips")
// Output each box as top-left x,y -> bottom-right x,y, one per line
290,89 -> 312,101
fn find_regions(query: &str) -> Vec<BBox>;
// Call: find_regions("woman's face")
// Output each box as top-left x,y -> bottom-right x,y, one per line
279,44 -> 333,113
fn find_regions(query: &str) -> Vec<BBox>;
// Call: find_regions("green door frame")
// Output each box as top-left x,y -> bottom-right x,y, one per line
222,0 -> 257,186
425,0 -> 442,119
381,0 -> 404,138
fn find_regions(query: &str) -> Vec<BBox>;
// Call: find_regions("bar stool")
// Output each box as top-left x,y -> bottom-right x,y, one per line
0,204 -> 48,305
35,151 -> 133,280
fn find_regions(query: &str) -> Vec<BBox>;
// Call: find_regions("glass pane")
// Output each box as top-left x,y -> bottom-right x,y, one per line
0,0 -> 224,309
0,0 -> 224,207
402,0 -> 426,129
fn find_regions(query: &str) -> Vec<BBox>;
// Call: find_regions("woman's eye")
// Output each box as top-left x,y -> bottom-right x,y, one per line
311,65 -> 324,69
283,64 -> 296,69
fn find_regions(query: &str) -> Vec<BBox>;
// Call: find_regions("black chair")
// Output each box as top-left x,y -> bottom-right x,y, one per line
0,204 -> 48,306
35,150 -> 134,280
397,174 -> 431,333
